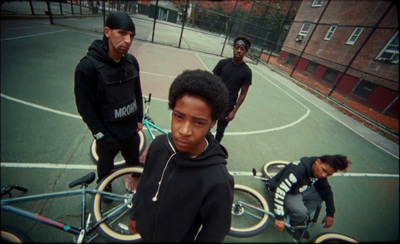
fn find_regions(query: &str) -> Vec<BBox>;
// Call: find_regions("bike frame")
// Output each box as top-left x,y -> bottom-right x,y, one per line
1,184 -> 131,243
142,116 -> 167,140
234,200 -> 321,232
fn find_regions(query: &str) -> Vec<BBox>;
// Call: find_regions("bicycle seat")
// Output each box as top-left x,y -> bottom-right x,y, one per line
69,172 -> 96,188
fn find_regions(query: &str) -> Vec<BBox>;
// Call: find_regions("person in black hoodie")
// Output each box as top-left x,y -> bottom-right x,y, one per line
268,155 -> 351,241
74,12 -> 143,184
128,69 -> 234,242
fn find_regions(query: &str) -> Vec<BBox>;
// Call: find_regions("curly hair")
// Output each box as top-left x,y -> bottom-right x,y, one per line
320,155 -> 352,172
168,69 -> 229,121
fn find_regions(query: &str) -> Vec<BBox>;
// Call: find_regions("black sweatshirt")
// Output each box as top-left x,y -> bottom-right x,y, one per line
268,157 -> 335,221
131,132 -> 234,242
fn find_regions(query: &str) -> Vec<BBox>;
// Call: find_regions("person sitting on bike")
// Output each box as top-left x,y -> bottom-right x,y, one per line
268,155 -> 351,241
128,69 -> 234,242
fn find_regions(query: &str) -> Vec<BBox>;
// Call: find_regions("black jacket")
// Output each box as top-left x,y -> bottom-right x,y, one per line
74,39 -> 143,140
269,157 -> 335,220
131,132 -> 234,242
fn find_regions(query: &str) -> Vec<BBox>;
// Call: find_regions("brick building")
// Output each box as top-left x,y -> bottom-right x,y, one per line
277,0 -> 398,131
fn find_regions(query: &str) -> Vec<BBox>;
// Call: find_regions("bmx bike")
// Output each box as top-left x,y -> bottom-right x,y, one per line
90,93 -> 167,167
1,166 -> 143,243
230,160 -> 358,243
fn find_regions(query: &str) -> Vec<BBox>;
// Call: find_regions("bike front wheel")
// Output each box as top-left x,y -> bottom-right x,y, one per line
91,166 -> 143,243
230,184 -> 271,237
1,225 -> 32,243
312,232 -> 358,243
261,160 -> 290,179
90,130 -> 146,167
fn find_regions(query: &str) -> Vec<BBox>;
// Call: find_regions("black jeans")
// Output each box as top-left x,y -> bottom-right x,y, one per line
96,132 -> 140,183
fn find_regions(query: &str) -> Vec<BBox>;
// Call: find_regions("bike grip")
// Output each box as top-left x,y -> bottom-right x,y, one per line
149,93 -> 152,103
13,185 -> 28,192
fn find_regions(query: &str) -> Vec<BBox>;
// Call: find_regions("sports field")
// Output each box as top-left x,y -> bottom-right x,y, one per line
1,18 -> 398,243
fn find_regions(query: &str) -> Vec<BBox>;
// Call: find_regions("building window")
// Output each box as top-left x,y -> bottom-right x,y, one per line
286,54 -> 296,65
322,68 -> 337,83
376,32 -> 399,64
296,23 -> 312,42
305,62 -> 318,74
346,27 -> 363,45
352,80 -> 376,100
300,23 -> 312,35
312,0 -> 323,7
324,25 -> 337,40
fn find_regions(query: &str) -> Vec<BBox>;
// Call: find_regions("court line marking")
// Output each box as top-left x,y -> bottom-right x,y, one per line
1,85 -> 310,135
1,162 -> 398,178
254,66 -> 399,159
0,29 -> 67,41
1,93 -> 82,119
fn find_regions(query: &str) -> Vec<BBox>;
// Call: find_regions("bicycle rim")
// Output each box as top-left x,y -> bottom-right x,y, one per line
313,232 -> 359,243
230,184 -> 271,237
1,225 -> 32,243
91,167 -> 143,243
90,130 -> 146,167
261,160 -> 290,179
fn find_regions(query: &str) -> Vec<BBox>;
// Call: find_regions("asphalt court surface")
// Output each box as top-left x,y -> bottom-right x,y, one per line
1,18 -> 399,243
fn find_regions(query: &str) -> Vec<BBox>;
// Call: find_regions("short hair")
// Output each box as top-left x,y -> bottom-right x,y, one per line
319,155 -> 351,172
168,69 -> 228,121
234,35 -> 252,50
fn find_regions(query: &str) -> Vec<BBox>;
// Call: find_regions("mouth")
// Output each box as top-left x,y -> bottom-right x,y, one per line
175,139 -> 191,149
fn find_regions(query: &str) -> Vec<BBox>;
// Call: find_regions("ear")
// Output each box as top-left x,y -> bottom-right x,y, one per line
210,120 -> 217,129
104,27 -> 112,38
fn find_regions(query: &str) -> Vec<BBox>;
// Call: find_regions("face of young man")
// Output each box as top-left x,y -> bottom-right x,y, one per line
312,158 -> 336,179
233,44 -> 247,63
104,27 -> 135,60
171,95 -> 216,157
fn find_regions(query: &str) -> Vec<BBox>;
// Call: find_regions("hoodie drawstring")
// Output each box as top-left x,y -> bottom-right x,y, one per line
152,136 -> 176,202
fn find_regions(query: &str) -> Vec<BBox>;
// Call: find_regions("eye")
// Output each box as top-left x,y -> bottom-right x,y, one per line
173,112 -> 183,120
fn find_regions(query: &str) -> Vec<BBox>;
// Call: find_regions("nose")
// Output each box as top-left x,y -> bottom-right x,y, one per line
179,120 -> 192,136
124,35 -> 133,44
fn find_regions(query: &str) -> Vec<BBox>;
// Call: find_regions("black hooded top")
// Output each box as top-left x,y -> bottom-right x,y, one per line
268,157 -> 335,221
130,132 -> 234,242
74,39 -> 143,140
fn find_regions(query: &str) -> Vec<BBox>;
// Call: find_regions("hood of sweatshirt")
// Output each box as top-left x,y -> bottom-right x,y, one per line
300,156 -> 317,178
165,131 -> 228,169
87,39 -> 125,66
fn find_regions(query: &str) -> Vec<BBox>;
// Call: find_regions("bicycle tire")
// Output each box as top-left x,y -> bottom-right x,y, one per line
1,225 -> 32,243
91,166 -> 143,243
90,130 -> 146,167
312,232 -> 358,243
230,184 -> 271,237
261,160 -> 290,179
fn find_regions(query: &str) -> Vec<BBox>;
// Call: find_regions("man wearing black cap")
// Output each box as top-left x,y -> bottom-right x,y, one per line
74,12 -> 143,185
212,35 -> 252,142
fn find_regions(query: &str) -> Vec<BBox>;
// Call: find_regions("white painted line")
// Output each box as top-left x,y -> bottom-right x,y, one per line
254,66 -> 399,159
1,162 -> 96,170
0,30 -> 67,41
1,162 -> 398,178
1,93 -> 82,119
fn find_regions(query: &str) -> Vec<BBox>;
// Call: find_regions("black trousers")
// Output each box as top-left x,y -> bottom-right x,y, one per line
215,105 -> 234,142
96,132 -> 140,183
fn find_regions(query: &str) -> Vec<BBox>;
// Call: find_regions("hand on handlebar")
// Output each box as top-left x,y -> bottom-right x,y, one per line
274,219 -> 286,232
